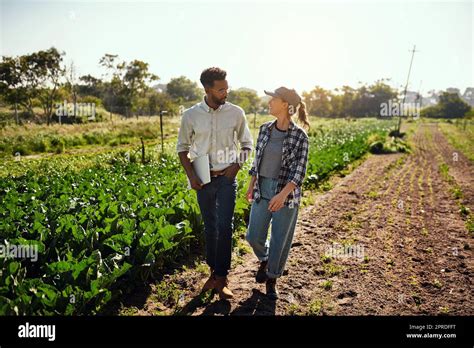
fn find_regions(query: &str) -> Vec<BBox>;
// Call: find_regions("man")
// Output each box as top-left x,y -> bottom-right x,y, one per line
176,67 -> 253,300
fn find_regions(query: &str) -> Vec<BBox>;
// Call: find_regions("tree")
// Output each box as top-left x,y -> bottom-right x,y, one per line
146,90 -> 178,116
438,92 -> 471,118
0,47 -> 65,124
123,60 -> 159,116
227,88 -> 260,114
421,92 -> 471,119
166,76 -> 202,105
352,84 -> 372,117
98,54 -> 159,116
367,79 -> 398,116
78,74 -> 104,98
0,56 -> 23,124
340,86 -> 356,117
303,86 -> 332,117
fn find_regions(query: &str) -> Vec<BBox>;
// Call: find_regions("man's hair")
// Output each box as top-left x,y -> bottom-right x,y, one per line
200,67 -> 227,88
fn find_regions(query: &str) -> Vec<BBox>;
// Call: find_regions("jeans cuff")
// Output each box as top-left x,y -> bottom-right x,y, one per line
266,270 -> 281,279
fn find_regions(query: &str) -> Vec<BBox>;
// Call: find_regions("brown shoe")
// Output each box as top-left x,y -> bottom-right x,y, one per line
266,278 -> 279,300
214,275 -> 234,300
201,268 -> 215,292
255,260 -> 268,283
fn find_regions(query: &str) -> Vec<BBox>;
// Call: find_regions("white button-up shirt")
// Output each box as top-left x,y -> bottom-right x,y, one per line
176,99 -> 253,171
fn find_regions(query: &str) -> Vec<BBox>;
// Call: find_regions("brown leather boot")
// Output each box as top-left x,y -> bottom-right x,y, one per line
201,268 -> 215,292
266,278 -> 279,300
214,275 -> 234,300
255,260 -> 268,283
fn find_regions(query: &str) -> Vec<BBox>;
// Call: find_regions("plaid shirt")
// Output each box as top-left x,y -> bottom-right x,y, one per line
249,120 -> 309,207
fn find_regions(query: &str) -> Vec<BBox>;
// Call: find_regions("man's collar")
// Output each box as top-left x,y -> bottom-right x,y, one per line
199,96 -> 226,113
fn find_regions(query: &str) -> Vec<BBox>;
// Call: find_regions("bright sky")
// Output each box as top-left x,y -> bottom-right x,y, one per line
1,0 -> 472,96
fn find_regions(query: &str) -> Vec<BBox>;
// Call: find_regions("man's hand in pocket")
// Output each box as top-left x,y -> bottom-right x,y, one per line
222,163 -> 240,179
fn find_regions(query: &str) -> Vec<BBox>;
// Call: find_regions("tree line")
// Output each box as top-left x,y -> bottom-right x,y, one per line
0,47 -> 471,125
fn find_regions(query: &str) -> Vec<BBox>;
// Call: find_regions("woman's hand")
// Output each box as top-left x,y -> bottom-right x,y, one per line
246,176 -> 257,203
268,192 -> 287,212
246,186 -> 253,202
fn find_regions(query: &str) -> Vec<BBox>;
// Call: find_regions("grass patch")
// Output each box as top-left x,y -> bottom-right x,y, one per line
320,280 -> 333,290
438,121 -> 474,162
432,279 -> 443,289
438,161 -> 473,233
306,299 -> 324,315
323,263 -> 343,277
320,254 -> 332,264
287,303 -> 301,315
152,281 -> 183,309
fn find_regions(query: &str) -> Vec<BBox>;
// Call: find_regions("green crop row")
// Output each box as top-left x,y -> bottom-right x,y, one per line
305,119 -> 397,187
0,118 -> 396,315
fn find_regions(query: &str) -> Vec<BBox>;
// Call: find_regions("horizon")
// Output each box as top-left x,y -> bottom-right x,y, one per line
1,0 -> 472,96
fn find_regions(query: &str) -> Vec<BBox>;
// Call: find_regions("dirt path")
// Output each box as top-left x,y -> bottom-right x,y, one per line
128,123 -> 472,316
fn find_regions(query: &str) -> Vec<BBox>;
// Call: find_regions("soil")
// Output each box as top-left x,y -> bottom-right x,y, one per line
122,123 -> 473,316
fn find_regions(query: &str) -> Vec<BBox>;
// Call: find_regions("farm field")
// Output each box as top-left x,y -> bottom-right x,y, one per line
1,1 -> 472,345
1,116 -> 472,316
117,121 -> 473,316
1,116 -> 404,315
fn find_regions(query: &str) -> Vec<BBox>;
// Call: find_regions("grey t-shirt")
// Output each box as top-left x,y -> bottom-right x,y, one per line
259,126 -> 287,178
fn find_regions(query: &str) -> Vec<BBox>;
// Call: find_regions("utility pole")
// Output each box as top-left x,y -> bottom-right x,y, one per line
396,45 -> 418,135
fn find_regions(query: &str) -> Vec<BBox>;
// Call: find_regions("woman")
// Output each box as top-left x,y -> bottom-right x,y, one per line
246,86 -> 310,299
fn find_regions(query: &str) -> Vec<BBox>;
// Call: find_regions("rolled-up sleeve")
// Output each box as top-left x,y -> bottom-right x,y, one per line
288,134 -> 309,187
237,111 -> 253,150
176,112 -> 192,153
248,156 -> 258,176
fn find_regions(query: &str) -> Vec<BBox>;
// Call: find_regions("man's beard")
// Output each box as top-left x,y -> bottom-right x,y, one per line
211,95 -> 226,105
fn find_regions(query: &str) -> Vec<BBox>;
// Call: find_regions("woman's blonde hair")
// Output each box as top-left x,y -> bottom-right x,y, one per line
288,101 -> 310,129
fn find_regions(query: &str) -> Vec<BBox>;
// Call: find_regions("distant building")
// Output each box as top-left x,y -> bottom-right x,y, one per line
462,88 -> 474,107
442,87 -> 474,107
409,87 -> 474,108
402,91 -> 419,103
446,87 -> 461,96
421,96 -> 437,107
152,84 -> 168,93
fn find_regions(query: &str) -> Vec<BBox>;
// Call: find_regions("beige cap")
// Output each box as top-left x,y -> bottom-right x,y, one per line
264,87 -> 302,108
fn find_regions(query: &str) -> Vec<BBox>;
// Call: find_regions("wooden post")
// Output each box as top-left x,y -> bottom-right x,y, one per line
160,110 -> 164,152
14,102 -> 19,125
159,110 -> 168,152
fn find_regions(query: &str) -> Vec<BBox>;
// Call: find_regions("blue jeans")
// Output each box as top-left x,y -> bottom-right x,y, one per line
196,175 -> 237,277
246,176 -> 299,279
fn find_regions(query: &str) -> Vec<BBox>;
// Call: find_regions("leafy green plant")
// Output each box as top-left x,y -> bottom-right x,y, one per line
304,119 -> 397,189
0,153 -> 218,315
